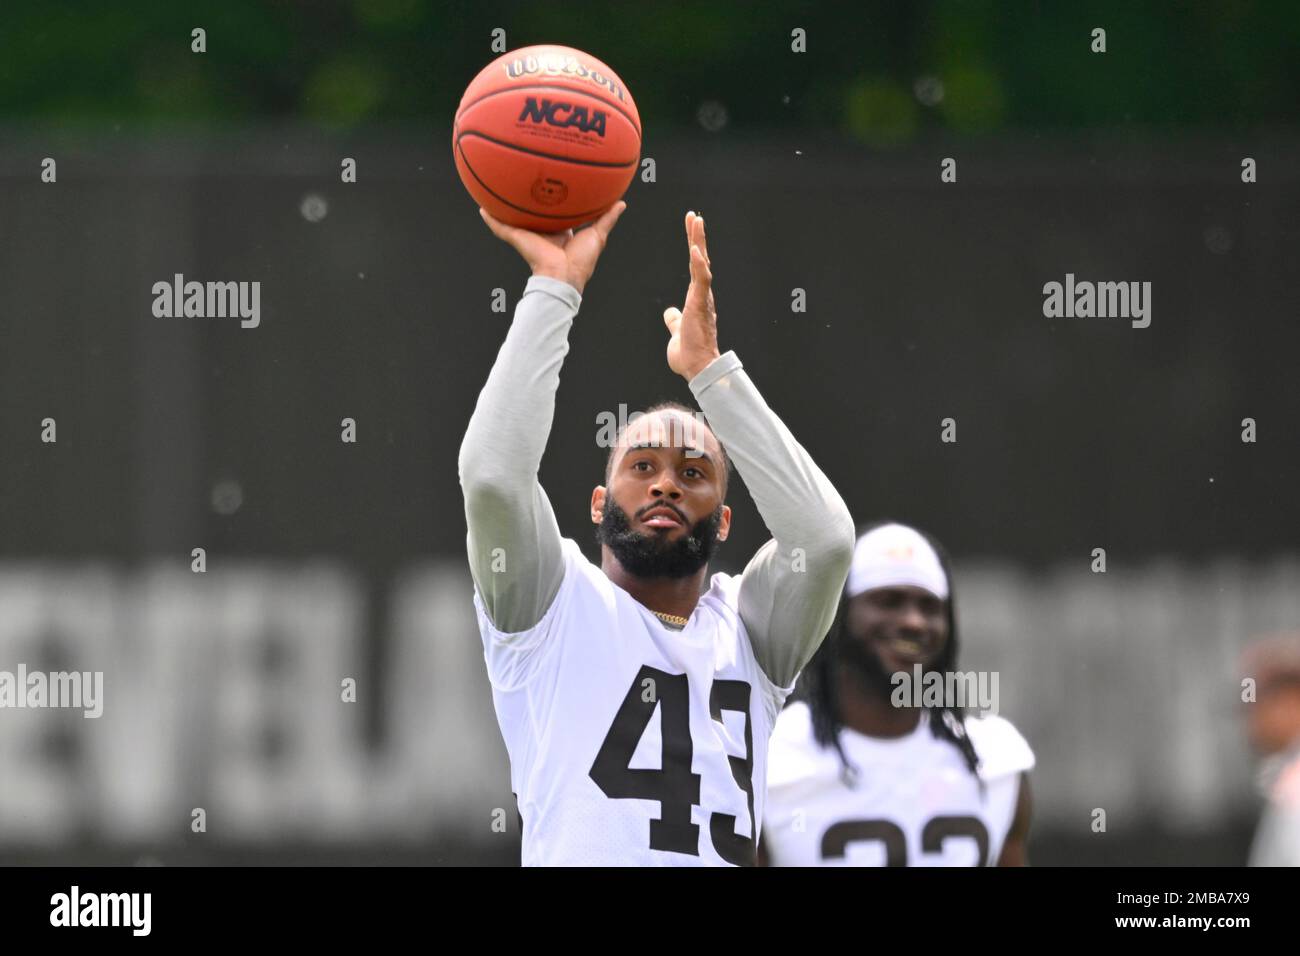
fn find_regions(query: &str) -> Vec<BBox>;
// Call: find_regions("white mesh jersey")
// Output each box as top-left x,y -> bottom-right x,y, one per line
475,537 -> 795,866
762,701 -> 1034,866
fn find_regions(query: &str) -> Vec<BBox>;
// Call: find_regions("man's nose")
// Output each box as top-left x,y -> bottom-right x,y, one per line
650,476 -> 682,499
898,605 -> 927,633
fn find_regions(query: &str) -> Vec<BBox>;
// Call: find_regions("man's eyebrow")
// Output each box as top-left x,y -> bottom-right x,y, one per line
624,442 -> 714,464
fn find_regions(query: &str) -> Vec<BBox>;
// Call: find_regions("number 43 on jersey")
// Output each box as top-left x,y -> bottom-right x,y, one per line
589,665 -> 756,865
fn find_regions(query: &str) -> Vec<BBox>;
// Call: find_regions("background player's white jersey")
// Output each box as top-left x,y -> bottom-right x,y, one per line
475,537 -> 793,866
763,701 -> 1033,866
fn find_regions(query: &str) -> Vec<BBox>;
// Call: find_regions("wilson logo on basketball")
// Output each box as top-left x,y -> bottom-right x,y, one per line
518,97 -> 608,136
504,53 -> 627,103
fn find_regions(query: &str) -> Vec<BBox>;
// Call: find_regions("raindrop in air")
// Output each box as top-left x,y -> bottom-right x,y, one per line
1203,226 -> 1232,255
300,194 -> 329,223
696,100 -> 729,132
913,76 -> 944,107
211,479 -> 244,516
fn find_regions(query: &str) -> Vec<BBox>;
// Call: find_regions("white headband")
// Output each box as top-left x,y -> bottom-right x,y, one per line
845,523 -> 949,600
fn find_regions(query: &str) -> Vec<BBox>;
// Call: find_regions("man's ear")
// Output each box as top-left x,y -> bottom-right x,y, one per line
717,504 -> 732,542
591,486 -> 607,525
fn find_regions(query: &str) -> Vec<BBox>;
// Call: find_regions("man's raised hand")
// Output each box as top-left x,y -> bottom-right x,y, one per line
663,210 -> 722,381
479,201 -> 627,296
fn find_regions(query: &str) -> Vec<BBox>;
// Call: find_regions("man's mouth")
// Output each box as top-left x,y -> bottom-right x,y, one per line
640,506 -> 685,529
886,634 -> 930,662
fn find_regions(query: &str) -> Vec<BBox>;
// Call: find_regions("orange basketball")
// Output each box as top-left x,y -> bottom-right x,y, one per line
453,45 -> 641,232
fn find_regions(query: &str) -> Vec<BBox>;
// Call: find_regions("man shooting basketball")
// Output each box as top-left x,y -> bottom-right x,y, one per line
459,202 -> 855,865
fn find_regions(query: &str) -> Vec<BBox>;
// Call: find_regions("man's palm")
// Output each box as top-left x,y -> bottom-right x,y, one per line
480,202 -> 626,295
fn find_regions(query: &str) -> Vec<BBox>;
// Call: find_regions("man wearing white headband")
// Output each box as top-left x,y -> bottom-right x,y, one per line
759,521 -> 1035,866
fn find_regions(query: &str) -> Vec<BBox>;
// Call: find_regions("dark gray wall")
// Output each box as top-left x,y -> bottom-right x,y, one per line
3,131 -> 1297,569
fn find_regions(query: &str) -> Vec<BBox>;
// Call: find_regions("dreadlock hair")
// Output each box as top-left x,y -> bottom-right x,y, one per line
604,400 -> 734,498
802,519 -> 984,791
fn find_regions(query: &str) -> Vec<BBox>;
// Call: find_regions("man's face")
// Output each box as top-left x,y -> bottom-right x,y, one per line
841,585 -> 950,688
592,410 -> 731,578
1245,681 -> 1300,756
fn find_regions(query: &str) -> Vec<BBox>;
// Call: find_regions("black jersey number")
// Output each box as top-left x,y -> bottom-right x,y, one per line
821,815 -> 990,866
589,665 -> 755,864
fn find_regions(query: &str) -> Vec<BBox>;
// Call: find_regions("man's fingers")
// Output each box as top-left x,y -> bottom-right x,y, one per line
479,207 -> 511,241
663,306 -> 682,332
683,210 -> 710,268
695,215 -> 710,266
589,200 -> 627,241
482,207 -> 536,258
688,243 -> 712,286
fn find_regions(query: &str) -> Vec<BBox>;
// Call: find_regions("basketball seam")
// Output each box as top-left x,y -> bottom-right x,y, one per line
456,82 -> 642,141
455,130 -> 638,169
456,139 -> 628,222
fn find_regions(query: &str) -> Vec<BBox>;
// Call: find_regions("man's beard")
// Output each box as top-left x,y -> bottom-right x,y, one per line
596,498 -> 724,579
837,630 -> 906,700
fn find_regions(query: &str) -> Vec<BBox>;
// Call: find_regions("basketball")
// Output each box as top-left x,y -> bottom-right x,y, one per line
453,45 -> 641,232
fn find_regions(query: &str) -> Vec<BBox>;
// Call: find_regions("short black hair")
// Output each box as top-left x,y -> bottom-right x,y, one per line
603,400 -> 733,497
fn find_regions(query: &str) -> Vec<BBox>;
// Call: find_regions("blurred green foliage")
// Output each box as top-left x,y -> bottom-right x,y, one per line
0,0 -> 1296,139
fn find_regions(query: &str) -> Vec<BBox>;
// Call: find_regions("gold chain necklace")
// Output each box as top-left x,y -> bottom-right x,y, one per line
651,610 -> 690,627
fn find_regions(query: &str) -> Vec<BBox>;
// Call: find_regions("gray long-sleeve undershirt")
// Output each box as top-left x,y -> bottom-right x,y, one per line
458,274 -> 855,687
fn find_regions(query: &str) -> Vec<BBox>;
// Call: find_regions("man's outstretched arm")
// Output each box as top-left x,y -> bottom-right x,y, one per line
458,202 -> 627,633
666,212 -> 855,688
